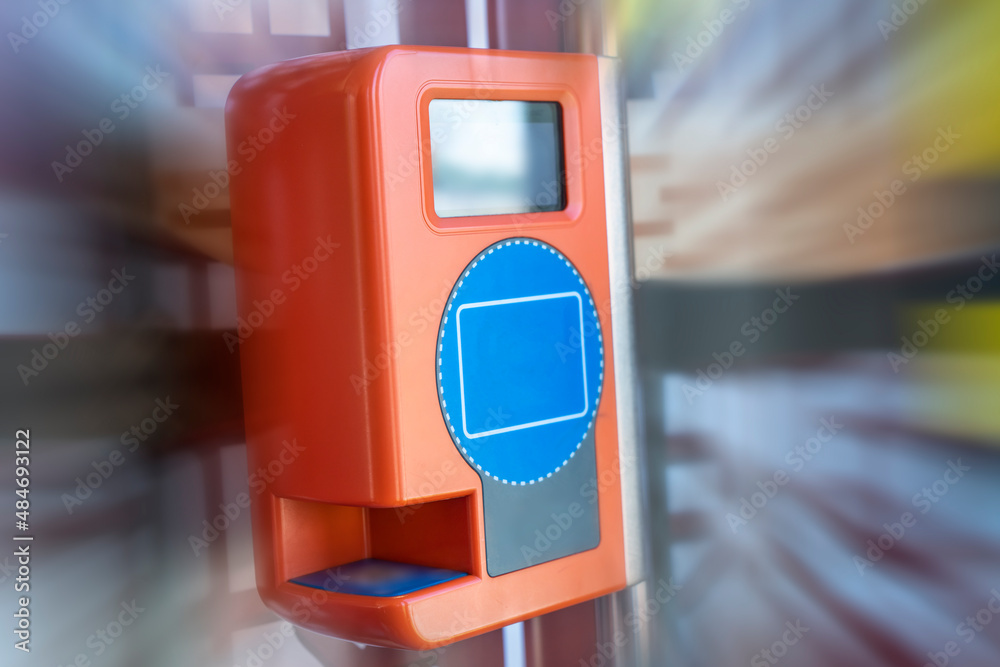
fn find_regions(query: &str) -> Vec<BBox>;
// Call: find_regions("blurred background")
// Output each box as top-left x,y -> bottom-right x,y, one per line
1,0 -> 999,666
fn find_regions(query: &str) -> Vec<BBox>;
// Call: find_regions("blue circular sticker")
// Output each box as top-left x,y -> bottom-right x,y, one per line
436,238 -> 604,485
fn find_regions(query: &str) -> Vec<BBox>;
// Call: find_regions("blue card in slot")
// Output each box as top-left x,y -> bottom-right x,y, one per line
290,559 -> 467,597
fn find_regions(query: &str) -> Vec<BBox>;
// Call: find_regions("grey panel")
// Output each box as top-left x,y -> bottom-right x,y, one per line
482,429 -> 600,576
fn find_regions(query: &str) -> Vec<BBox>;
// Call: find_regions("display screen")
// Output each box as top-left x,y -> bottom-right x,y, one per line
428,100 -> 566,218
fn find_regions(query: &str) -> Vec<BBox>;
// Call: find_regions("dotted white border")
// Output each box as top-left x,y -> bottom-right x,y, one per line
436,238 -> 605,485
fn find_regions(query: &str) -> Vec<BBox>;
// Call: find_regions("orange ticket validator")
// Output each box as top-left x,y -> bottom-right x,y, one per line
226,45 -> 644,650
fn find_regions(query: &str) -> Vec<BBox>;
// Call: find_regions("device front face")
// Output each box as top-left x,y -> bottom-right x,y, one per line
227,46 -> 630,650
376,45 -> 626,624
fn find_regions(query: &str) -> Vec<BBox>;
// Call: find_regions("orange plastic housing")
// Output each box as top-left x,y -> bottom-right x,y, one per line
226,45 -> 626,650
